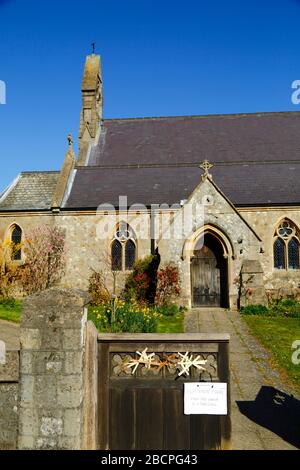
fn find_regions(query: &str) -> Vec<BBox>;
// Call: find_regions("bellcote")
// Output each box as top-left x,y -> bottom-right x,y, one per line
78,54 -> 103,165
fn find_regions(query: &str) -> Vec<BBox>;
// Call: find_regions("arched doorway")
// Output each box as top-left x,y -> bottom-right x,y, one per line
191,232 -> 229,308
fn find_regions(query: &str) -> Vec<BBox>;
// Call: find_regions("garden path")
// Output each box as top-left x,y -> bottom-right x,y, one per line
0,319 -> 20,350
185,308 -> 300,450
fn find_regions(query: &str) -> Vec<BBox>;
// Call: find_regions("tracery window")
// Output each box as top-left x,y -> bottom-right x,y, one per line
111,222 -> 136,271
273,220 -> 300,270
10,225 -> 22,261
111,239 -> 122,271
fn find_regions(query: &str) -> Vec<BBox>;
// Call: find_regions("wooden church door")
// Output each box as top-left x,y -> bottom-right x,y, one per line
191,245 -> 221,307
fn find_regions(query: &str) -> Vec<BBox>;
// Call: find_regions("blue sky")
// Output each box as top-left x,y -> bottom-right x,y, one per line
0,0 -> 300,191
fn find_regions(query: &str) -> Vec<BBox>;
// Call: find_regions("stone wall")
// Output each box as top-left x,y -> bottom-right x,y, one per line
18,288 -> 93,450
0,212 -> 54,243
57,211 -> 151,292
242,207 -> 300,298
2,190 -> 300,305
0,350 -> 19,449
54,178 -> 265,308
82,321 -> 98,449
157,178 -> 263,308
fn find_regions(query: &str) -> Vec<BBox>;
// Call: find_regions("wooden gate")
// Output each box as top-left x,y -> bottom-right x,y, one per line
98,334 -> 231,450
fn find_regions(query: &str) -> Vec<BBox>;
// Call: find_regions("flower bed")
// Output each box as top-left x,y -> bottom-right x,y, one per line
88,298 -> 161,333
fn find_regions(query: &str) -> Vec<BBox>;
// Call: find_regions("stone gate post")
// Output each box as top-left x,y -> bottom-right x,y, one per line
18,288 -> 90,449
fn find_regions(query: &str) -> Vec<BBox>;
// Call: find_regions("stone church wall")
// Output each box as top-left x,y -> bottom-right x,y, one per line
156,179 -> 264,308
241,207 -> 300,300
57,211 -> 152,293
0,213 -> 54,243
1,202 -> 300,305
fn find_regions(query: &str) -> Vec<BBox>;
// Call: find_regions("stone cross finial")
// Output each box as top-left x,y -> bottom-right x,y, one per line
200,159 -> 214,180
67,133 -> 73,147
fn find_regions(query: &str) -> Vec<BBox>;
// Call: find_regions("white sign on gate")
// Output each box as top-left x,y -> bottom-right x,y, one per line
184,382 -> 227,415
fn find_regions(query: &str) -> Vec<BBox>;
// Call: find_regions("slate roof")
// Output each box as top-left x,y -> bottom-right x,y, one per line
64,162 -> 300,208
89,112 -> 300,166
64,111 -> 300,208
0,172 -> 60,211
2,112 -> 300,211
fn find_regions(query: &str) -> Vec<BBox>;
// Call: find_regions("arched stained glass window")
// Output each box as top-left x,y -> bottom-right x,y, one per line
111,223 -> 137,271
274,238 -> 285,269
11,225 -> 22,261
111,239 -> 122,271
125,239 -> 136,270
273,220 -> 300,270
288,238 -> 300,270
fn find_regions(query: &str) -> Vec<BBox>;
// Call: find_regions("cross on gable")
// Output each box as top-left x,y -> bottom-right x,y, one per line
199,159 -> 214,180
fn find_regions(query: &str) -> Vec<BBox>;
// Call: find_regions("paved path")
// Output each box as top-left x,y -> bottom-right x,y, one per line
0,319 -> 20,350
185,308 -> 300,450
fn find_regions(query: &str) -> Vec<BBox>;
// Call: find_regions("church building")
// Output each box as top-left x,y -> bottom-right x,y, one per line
1,54 -> 300,309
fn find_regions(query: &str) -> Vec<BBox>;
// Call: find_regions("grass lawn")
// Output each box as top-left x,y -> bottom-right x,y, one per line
243,315 -> 300,393
156,311 -> 184,333
0,302 -> 22,323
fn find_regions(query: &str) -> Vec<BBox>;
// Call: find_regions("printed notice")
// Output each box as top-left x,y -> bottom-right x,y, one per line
184,382 -> 227,415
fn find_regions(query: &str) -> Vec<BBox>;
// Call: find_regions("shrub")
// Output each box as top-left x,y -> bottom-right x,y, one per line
155,265 -> 181,306
241,304 -> 269,315
21,225 -> 66,295
269,299 -> 300,318
0,297 -> 19,308
276,299 -> 298,308
124,252 -> 161,304
124,256 -> 153,302
240,300 -> 300,318
0,237 -> 22,298
88,298 -> 161,333
157,303 -> 180,317
0,265 -> 21,299
88,270 -> 111,305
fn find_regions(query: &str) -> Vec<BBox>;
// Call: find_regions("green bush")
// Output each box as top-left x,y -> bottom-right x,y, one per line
124,256 -> 153,303
88,270 -> 111,306
277,299 -> 298,308
0,297 -> 20,309
88,298 -> 161,333
124,251 -> 161,304
240,304 -> 269,315
270,299 -> 300,318
241,300 -> 300,318
157,304 -> 181,317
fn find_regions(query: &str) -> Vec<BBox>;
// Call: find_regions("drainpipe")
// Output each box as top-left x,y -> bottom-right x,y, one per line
150,205 -> 158,255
